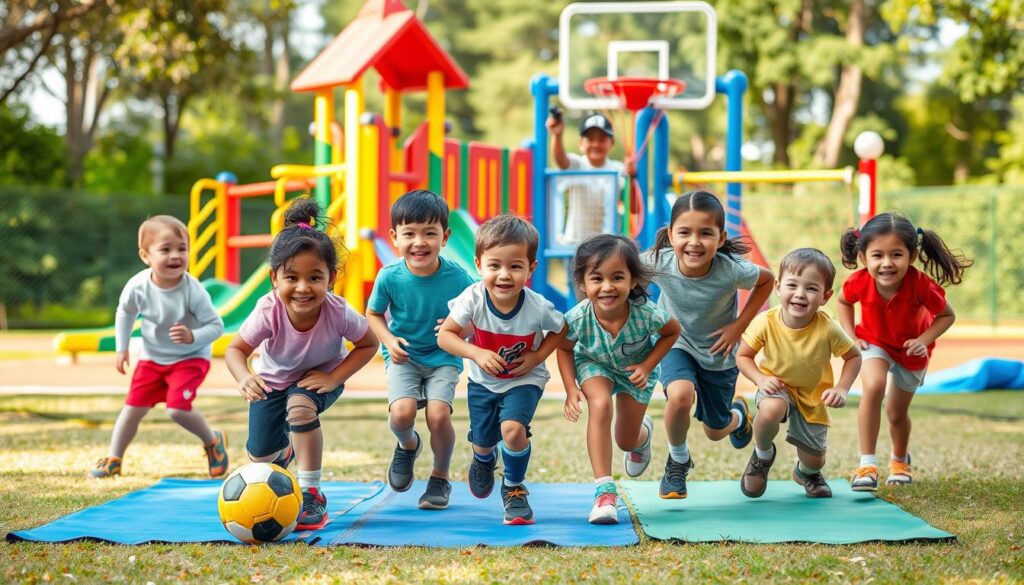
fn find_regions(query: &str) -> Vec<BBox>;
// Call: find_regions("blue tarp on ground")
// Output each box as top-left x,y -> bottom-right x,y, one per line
917,358 -> 1024,394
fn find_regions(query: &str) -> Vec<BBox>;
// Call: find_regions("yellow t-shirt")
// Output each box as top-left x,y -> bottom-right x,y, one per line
741,307 -> 854,425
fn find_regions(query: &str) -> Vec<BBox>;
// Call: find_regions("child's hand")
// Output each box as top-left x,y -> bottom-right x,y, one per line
115,351 -> 129,374
903,338 -> 928,358
239,374 -> 268,402
708,321 -> 745,356
624,157 -> 637,178
434,318 -> 444,334
169,322 -> 194,344
507,351 -> 542,377
564,385 -> 584,422
546,113 -> 564,136
386,336 -> 411,364
821,387 -> 848,408
759,376 -> 788,395
625,363 -> 652,389
473,348 -> 508,377
855,338 -> 869,350
298,370 -> 338,394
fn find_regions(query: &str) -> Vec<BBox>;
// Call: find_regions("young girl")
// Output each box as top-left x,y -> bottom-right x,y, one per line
91,215 -> 227,479
838,212 -> 972,491
559,235 -> 680,524
643,191 -> 774,499
225,199 -> 378,530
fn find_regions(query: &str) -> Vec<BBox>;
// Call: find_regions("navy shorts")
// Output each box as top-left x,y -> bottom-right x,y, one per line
246,383 -> 343,457
659,348 -> 739,431
466,382 -> 543,449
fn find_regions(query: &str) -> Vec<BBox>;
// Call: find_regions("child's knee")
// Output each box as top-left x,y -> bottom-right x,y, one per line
587,395 -> 613,422
613,426 -> 642,451
286,395 -> 320,433
388,399 -> 418,428
424,403 -> 452,430
756,398 -> 787,423
886,407 -> 909,425
666,381 -> 696,408
165,407 -> 192,423
500,420 -> 528,448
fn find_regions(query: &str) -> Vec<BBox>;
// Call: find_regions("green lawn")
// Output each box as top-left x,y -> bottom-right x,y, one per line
1,392 -> 1022,584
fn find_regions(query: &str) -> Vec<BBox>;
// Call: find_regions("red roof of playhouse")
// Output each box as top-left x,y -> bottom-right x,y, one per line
291,0 -> 469,93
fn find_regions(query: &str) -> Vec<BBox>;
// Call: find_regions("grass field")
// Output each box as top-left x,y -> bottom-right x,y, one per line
1,392 -> 1022,584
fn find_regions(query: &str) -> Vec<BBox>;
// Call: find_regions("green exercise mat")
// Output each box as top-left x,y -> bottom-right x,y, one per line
621,480 -> 955,544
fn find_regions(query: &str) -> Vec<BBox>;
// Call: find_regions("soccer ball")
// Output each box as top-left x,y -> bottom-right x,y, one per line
217,462 -> 302,544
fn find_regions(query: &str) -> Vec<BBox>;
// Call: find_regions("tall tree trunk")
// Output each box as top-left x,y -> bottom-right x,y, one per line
814,0 -> 864,167
59,31 -> 110,187
270,16 -> 290,151
769,83 -> 795,166
161,92 -> 188,161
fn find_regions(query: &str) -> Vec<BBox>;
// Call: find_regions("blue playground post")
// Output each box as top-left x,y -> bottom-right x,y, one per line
716,70 -> 748,239
635,107 -> 671,250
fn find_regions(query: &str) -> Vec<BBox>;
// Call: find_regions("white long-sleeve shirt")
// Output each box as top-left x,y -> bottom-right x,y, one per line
114,270 -> 224,364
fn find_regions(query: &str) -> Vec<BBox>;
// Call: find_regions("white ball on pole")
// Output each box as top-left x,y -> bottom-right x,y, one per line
854,131 -> 885,160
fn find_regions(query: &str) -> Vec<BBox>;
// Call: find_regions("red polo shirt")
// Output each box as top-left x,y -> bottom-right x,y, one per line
842,267 -> 947,370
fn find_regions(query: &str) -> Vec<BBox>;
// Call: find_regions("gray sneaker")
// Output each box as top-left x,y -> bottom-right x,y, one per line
623,415 -> 654,477
468,454 -> 497,499
501,483 -> 534,525
387,431 -> 421,492
418,476 -> 451,510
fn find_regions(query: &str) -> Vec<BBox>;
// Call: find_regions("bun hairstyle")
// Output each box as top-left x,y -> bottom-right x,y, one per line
268,198 -> 346,274
840,212 -> 973,287
651,191 -> 750,263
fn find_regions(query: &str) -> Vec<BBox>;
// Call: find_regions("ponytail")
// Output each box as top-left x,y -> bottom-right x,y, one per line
652,227 -> 672,263
918,228 -> 973,286
840,228 -> 861,269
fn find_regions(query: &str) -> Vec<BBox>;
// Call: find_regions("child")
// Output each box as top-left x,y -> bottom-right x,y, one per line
225,199 -> 378,530
547,111 -> 636,243
366,190 -> 475,509
91,215 -> 227,479
437,215 -> 566,525
643,191 -> 774,499
558,235 -> 681,524
838,212 -> 971,491
736,248 -> 862,498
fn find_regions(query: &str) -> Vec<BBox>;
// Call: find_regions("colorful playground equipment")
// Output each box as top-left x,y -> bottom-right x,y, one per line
55,0 -> 883,356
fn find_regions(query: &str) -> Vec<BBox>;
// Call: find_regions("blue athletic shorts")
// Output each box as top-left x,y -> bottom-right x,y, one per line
246,383 -> 343,457
466,382 -> 542,449
659,348 -> 738,431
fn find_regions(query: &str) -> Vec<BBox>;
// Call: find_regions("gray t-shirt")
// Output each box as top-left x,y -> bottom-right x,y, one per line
643,249 -> 760,371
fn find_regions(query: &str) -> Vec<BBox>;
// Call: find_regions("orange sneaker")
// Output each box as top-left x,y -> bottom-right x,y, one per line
887,457 -> 913,486
851,464 -> 878,492
89,456 -> 122,478
205,430 -> 229,478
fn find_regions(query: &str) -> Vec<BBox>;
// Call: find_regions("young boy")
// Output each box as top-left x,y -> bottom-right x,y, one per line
366,190 -> 475,510
735,248 -> 862,498
437,215 -> 566,525
547,111 -> 636,244
91,215 -> 227,478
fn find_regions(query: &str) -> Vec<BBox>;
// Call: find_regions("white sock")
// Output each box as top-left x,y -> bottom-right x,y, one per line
594,476 -> 613,486
754,444 -> 775,461
860,454 -> 878,467
798,461 -> 821,475
503,477 -> 522,487
668,441 -> 690,464
891,453 -> 909,463
297,469 -> 321,490
731,408 -> 745,427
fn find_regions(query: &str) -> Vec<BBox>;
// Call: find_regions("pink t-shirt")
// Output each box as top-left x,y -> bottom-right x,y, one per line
238,292 -> 369,391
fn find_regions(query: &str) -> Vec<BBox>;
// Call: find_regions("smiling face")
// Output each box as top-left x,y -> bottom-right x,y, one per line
475,243 -> 535,310
667,210 -> 727,277
270,250 -> 335,328
860,233 -> 913,293
391,220 -> 449,276
581,252 -> 635,316
579,129 -> 613,167
776,265 -> 832,327
139,227 -> 189,288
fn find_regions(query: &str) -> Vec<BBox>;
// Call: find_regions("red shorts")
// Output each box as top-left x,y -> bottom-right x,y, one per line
126,358 -> 211,411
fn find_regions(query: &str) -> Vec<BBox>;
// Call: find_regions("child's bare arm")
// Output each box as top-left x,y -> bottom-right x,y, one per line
736,340 -> 786,394
904,303 -> 955,357
822,347 -> 862,408
366,309 -> 410,364
626,318 -> 681,388
710,266 -> 773,355
556,337 -> 583,422
836,291 -> 866,348
299,328 -> 380,392
225,336 -> 267,402
547,112 -> 570,170
509,324 -> 568,377
438,316 -> 506,376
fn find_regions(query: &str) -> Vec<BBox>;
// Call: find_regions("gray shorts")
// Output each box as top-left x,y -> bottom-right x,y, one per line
386,360 -> 460,409
861,344 -> 927,392
755,389 -> 828,456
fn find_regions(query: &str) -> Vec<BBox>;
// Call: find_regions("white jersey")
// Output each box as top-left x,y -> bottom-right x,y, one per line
560,153 -> 626,244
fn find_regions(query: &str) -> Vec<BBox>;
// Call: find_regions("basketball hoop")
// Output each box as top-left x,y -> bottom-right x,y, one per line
583,77 -> 685,238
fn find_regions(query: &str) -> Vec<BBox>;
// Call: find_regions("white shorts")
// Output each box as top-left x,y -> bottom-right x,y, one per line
862,344 -> 927,392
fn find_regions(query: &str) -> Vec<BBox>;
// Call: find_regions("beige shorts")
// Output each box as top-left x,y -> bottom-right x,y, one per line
862,344 -> 927,392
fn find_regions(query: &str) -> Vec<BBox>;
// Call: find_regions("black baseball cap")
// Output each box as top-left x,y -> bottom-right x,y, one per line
579,113 -> 614,138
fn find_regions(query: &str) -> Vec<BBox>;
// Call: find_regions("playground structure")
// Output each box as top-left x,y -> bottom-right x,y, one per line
54,0 -> 883,357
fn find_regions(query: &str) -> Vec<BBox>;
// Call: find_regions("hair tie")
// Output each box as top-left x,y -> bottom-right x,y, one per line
852,229 -> 861,238
296,222 -> 313,230
916,227 -> 924,237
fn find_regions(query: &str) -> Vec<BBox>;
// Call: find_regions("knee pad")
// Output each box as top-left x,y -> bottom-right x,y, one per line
286,396 -> 320,433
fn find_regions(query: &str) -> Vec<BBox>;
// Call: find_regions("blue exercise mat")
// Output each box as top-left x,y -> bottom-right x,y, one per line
6,479 -> 385,545
918,358 -> 1024,394
327,480 -> 639,547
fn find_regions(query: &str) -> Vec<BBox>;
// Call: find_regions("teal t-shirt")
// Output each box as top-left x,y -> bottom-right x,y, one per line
367,256 -> 475,369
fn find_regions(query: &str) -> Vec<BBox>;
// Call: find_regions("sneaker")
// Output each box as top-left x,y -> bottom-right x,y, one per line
468,454 -> 497,499
387,431 -> 422,492
89,456 -> 122,478
740,444 -> 775,498
623,415 -> 654,477
659,454 -> 695,499
501,483 -> 534,525
792,462 -> 832,498
204,430 -> 229,479
851,465 -> 879,492
588,483 -> 619,525
729,397 -> 753,449
418,476 -> 452,510
887,456 -> 913,486
296,487 -> 328,530
271,444 -> 294,470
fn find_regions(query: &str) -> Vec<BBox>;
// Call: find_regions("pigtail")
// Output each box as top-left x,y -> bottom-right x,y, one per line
718,235 -> 751,258
917,228 -> 973,287
651,226 -> 672,264
840,228 -> 861,269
